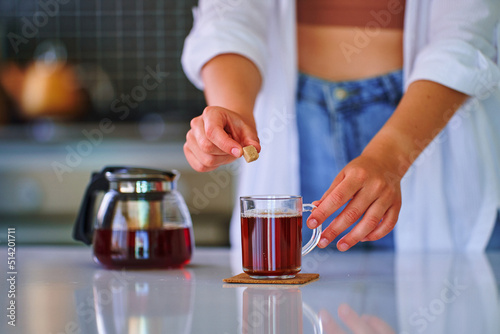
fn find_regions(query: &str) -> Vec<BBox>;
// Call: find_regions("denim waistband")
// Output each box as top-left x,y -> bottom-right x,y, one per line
297,69 -> 404,113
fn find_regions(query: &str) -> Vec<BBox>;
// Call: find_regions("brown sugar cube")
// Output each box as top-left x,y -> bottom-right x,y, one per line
243,145 -> 259,163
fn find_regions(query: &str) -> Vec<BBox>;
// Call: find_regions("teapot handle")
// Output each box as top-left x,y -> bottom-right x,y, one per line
72,169 -> 109,245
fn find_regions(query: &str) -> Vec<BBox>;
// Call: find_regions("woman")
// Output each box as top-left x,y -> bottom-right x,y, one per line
181,0 -> 500,251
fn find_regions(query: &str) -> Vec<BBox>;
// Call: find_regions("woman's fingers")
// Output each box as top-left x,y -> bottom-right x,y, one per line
191,112 -> 237,156
203,106 -> 260,156
362,315 -> 397,334
338,304 -> 377,334
238,122 -> 261,152
308,155 -> 402,250
335,198 -> 391,251
203,118 -> 244,157
183,144 -> 217,172
188,124 -> 226,156
319,309 -> 347,334
320,189 -> 399,251
185,133 -> 237,171
312,171 -> 346,207
318,191 -> 380,250
306,175 -> 363,230
322,304 -> 396,334
362,204 -> 400,241
184,106 -> 260,172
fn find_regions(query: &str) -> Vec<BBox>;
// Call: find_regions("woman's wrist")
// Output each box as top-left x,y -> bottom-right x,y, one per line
361,80 -> 469,181
360,133 -> 408,182
201,53 -> 262,125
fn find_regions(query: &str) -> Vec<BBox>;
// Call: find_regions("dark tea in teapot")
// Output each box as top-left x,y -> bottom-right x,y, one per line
93,227 -> 193,269
73,166 -> 195,269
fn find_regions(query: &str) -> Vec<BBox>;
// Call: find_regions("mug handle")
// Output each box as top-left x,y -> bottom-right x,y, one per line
302,204 -> 322,256
303,302 -> 324,334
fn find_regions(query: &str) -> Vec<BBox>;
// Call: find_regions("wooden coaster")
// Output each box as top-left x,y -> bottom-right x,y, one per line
223,273 -> 319,285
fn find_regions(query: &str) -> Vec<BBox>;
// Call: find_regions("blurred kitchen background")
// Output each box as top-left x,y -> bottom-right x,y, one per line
0,1 -> 235,246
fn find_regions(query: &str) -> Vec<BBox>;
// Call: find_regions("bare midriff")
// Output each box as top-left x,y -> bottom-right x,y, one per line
297,24 -> 403,81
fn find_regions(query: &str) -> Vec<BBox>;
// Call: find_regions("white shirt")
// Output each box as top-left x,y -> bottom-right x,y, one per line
182,0 -> 500,252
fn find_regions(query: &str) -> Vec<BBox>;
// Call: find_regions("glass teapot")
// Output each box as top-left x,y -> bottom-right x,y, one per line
73,166 -> 194,269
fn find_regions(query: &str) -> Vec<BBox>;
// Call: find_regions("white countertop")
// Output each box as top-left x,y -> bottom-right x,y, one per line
1,246 -> 499,334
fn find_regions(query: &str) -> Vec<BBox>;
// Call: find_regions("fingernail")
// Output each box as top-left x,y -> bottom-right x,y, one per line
231,148 -> 240,157
338,242 -> 349,252
308,219 -> 318,228
319,238 -> 329,248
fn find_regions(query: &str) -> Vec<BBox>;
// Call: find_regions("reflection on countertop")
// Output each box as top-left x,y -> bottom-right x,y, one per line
0,246 -> 498,334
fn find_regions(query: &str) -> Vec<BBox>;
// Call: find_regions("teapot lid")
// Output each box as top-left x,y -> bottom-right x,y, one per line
104,167 -> 179,182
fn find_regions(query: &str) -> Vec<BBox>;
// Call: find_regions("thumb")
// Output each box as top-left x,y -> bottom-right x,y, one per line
202,106 -> 255,158
240,122 -> 261,153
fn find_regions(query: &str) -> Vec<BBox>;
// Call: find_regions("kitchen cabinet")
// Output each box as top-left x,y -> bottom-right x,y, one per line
0,123 -> 235,246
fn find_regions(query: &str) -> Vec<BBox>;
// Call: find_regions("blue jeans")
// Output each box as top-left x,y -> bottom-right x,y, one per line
296,70 -> 403,250
487,213 -> 500,250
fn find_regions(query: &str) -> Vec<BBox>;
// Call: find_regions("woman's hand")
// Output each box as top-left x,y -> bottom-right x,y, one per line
321,304 -> 396,334
306,154 -> 402,251
185,54 -> 263,172
306,80 -> 468,251
184,106 -> 261,172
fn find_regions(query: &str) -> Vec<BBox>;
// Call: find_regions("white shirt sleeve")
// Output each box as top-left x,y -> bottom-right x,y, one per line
406,0 -> 500,96
181,0 -> 271,90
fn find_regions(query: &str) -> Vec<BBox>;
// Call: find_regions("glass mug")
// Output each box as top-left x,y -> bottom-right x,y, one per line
242,287 -> 322,334
240,196 -> 322,279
